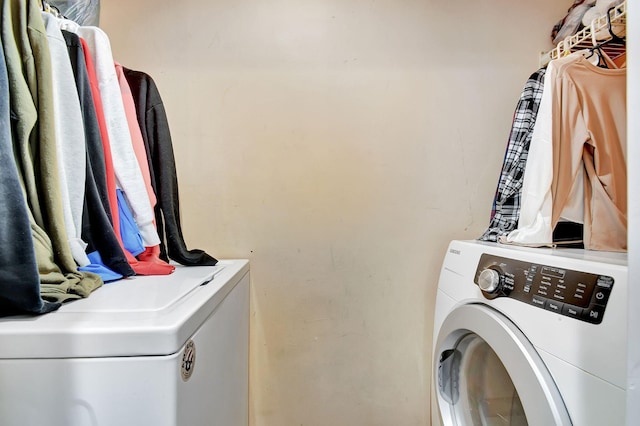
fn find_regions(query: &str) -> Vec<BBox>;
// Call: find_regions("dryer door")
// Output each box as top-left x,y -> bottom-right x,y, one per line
434,303 -> 572,426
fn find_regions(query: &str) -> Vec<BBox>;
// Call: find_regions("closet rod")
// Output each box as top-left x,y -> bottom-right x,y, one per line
539,0 -> 626,67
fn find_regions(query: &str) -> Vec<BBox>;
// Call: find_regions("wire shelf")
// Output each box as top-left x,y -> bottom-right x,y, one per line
540,1 -> 626,67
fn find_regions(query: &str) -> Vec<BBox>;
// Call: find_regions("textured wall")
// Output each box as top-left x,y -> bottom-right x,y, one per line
100,1 -> 567,424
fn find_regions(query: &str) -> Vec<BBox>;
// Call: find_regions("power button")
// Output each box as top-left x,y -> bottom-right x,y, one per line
592,286 -> 612,306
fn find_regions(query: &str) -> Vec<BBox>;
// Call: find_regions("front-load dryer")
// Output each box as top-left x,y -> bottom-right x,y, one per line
431,240 -> 627,426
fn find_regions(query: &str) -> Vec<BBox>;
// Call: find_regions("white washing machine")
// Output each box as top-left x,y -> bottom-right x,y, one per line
431,240 -> 627,426
0,260 -> 250,426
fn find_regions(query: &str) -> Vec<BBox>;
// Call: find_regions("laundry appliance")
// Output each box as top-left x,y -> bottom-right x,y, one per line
0,260 -> 249,426
431,240 -> 627,425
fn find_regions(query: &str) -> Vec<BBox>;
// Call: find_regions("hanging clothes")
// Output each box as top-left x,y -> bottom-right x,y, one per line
116,63 -> 176,274
498,52 -> 626,251
116,63 -> 157,217
78,26 -> 161,249
499,57 -> 573,247
551,55 -> 626,251
59,19 -> 176,275
41,11 -> 90,267
1,1 -> 221,314
124,68 -> 219,266
117,189 -> 175,275
60,20 -> 162,249
61,29 -> 134,279
2,0 -> 102,310
74,34 -> 122,248
74,34 -> 146,272
0,33 -> 59,316
480,68 -> 546,242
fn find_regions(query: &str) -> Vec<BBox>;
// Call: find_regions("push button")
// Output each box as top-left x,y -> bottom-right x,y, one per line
545,300 -> 563,314
583,305 -> 606,324
531,295 -> 546,308
596,276 -> 614,288
561,304 -> 583,320
592,285 -> 612,306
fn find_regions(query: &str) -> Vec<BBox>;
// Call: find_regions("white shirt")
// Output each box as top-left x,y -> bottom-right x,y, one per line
41,12 -> 90,266
60,20 -> 161,248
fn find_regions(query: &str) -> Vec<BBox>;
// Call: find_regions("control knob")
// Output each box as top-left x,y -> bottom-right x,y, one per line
478,268 -> 502,294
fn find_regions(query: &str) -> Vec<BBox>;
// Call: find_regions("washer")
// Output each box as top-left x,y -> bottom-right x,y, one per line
431,240 -> 627,426
0,260 -> 249,426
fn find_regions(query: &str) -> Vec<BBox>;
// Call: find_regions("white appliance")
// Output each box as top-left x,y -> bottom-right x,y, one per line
431,240 -> 627,426
0,260 -> 250,426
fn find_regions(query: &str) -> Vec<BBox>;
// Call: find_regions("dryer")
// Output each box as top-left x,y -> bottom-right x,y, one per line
431,240 -> 627,426
0,260 -> 249,426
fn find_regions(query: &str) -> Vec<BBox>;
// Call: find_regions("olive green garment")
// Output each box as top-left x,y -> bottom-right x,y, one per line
0,0 -> 41,225
2,0 -> 102,301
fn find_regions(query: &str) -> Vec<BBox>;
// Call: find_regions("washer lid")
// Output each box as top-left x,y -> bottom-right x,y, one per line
0,260 -> 249,359
61,265 -> 223,314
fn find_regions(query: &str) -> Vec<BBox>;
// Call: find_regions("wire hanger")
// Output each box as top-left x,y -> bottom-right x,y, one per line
41,1 -> 64,19
605,5 -> 626,45
586,6 -> 626,69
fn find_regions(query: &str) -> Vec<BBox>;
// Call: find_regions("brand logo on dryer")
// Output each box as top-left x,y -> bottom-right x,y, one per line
181,340 -> 196,382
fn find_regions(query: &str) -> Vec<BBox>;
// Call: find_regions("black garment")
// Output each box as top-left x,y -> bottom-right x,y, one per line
0,38 -> 59,316
62,30 -> 134,277
123,68 -> 217,266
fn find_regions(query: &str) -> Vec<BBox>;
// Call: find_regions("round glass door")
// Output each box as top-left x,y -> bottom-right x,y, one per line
451,333 -> 527,425
434,303 -> 571,426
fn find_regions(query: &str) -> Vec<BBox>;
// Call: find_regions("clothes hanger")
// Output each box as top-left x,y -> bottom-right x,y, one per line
41,1 -> 64,18
605,5 -> 626,45
585,6 -> 625,69
596,46 -> 617,69
601,6 -> 626,67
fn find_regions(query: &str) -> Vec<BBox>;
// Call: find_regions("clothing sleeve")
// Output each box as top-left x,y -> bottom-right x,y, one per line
41,12 -> 90,267
77,26 -> 161,248
550,74 -> 588,227
115,63 -> 157,211
0,38 -> 60,316
552,60 -> 627,251
479,68 -> 546,241
22,1 -> 103,301
124,68 -> 218,266
62,29 -> 134,278
500,62 -> 557,246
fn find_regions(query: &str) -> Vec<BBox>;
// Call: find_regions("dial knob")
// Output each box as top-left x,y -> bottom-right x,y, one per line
478,268 -> 501,293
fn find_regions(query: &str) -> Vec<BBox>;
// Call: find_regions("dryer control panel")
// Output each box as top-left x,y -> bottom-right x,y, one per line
474,253 -> 614,324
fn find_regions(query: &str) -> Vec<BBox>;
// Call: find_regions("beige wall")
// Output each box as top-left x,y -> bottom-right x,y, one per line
101,1 -> 566,424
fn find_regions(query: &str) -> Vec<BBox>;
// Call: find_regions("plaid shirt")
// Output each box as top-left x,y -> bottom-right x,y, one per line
480,68 -> 546,242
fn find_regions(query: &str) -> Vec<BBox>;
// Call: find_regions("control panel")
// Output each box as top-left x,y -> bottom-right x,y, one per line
474,253 -> 614,324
